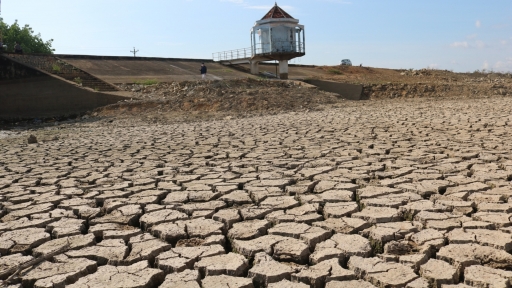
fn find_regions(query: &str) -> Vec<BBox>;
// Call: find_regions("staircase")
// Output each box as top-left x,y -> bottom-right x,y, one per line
4,53 -> 119,92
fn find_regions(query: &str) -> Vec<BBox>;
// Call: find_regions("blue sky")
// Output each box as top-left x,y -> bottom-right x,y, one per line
1,0 -> 511,72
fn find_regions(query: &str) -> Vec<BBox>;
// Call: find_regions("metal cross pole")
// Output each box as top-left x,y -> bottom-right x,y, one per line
130,47 -> 139,57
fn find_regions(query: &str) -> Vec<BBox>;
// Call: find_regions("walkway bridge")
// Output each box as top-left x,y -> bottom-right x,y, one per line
213,41 -> 305,79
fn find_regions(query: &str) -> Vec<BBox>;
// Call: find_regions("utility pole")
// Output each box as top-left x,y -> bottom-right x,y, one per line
130,47 -> 139,57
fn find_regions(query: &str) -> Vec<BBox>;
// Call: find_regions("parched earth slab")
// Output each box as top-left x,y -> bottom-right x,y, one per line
268,222 -> 332,249
232,235 -> 288,258
272,238 -> 311,264
201,275 -> 254,288
312,217 -> 371,234
32,234 -> 96,257
176,218 -> 225,238
122,233 -> 172,265
292,258 -> 356,288
212,208 -> 242,229
0,217 -> 55,233
0,253 -> 34,280
45,218 -> 86,238
1,203 -> 55,222
20,256 -> 97,288
419,259 -> 459,288
352,206 -> 403,224
176,201 -> 227,216
66,261 -> 165,288
228,219 -> 271,240
139,209 -> 188,230
356,186 -> 403,200
464,265 -> 512,288
347,256 -> 418,288
323,202 -> 359,218
194,252 -> 249,278
0,227 -> 50,255
160,269 -> 200,288
149,222 -> 187,244
65,239 -> 128,266
325,280 -> 378,288
269,279 -> 309,288
259,196 -> 300,211
248,252 -> 295,287
155,245 -> 225,273
310,234 -> 371,265
437,243 -> 512,275
89,204 -> 142,226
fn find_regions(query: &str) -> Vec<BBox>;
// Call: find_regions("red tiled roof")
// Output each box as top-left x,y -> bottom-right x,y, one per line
261,3 -> 294,20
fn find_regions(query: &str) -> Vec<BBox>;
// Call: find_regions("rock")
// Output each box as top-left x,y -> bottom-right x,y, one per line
201,275 -> 254,288
66,261 -> 164,288
419,259 -> 458,287
194,253 -> 249,278
27,135 -> 37,144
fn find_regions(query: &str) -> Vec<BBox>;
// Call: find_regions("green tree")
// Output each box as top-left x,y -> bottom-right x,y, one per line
0,18 -> 54,54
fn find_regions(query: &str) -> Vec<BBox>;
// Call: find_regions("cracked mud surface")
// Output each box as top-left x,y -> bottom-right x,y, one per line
2,96 -> 512,287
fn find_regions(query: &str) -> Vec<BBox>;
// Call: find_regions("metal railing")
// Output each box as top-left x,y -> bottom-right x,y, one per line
212,47 -> 252,62
213,41 -> 305,62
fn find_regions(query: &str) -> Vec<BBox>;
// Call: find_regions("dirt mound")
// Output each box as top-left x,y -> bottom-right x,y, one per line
95,78 -> 340,117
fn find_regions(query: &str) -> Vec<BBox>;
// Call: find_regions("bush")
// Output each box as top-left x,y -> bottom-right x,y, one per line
0,18 -> 54,54
135,79 -> 159,86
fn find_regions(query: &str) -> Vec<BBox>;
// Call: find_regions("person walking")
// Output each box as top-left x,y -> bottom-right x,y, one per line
200,63 -> 207,80
14,42 -> 23,54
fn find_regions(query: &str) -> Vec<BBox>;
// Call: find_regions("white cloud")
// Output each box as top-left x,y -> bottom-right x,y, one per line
482,60 -> 489,70
428,63 -> 439,69
466,34 -> 478,40
450,41 -> 468,48
500,40 -> 507,45
475,20 -> 481,28
493,57 -> 512,72
220,0 -> 245,3
475,40 -> 486,49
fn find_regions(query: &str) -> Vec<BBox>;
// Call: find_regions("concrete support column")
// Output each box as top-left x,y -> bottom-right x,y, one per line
250,61 -> 259,75
279,60 -> 289,79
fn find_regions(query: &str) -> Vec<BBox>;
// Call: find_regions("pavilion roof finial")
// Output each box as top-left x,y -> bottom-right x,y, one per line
261,3 -> 294,20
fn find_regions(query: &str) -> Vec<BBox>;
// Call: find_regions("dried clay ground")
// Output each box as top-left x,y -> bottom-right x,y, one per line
1,67 -> 512,288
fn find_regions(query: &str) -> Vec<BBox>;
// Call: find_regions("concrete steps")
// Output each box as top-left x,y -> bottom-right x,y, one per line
4,54 -> 119,92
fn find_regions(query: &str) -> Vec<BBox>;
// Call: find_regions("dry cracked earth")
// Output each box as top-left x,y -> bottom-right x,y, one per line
2,96 -> 512,288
